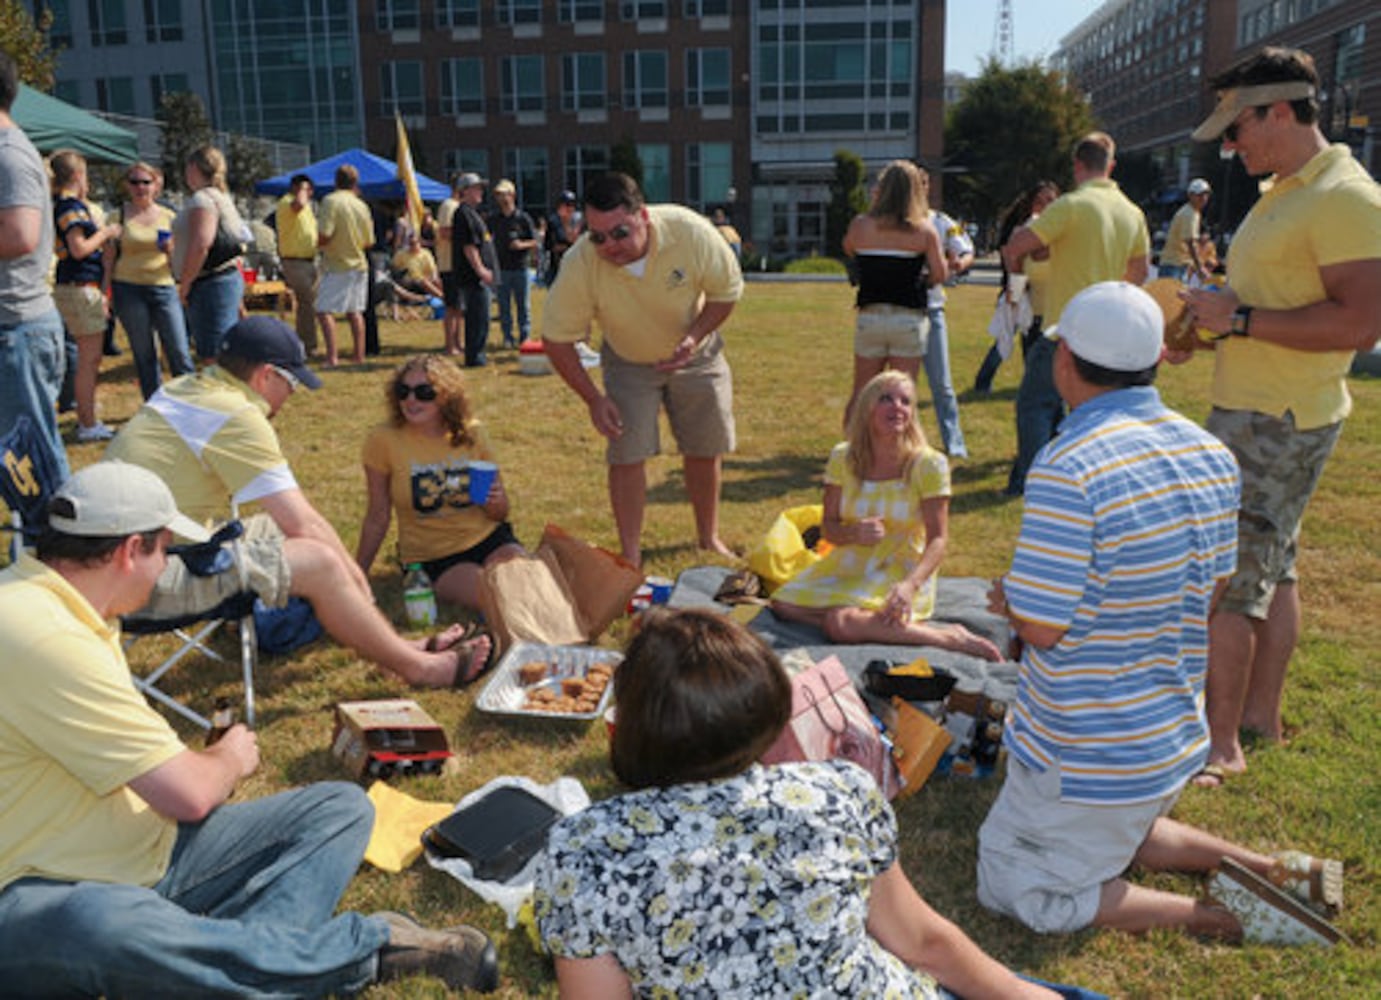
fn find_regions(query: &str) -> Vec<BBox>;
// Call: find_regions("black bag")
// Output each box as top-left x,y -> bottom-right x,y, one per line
422,785 -> 562,882
202,221 -> 245,274
863,659 -> 958,703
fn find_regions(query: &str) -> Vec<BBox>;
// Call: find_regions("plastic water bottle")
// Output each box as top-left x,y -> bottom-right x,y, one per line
402,563 -> 437,627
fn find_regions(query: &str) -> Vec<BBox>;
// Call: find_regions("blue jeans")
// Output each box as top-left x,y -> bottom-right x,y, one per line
461,282 -> 491,367
186,268 -> 244,360
0,309 -> 70,483
494,268 -> 531,346
1006,334 -> 1064,495
113,282 -> 195,399
1157,263 -> 1189,282
0,783 -> 389,998
923,306 -> 967,457
973,343 -> 1004,393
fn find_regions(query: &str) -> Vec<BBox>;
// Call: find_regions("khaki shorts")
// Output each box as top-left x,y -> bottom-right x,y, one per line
316,269 -> 368,315
601,332 -> 735,465
854,304 -> 929,359
976,758 -> 1180,934
134,513 -> 292,621
1206,407 -> 1342,619
53,283 -> 107,337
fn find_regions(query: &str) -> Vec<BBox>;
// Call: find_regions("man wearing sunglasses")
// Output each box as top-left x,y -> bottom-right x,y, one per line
1180,47 -> 1381,788
542,173 -> 743,566
107,316 -> 484,688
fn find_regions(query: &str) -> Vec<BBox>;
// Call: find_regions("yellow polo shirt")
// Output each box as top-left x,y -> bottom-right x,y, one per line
542,204 -> 743,364
0,553 -> 183,893
276,194 -> 318,260
318,189 -> 373,273
1216,145 -> 1381,429
1160,201 -> 1199,268
1029,178 -> 1150,325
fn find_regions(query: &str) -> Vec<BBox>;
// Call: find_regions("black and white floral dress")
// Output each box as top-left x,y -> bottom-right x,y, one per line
534,760 -> 941,999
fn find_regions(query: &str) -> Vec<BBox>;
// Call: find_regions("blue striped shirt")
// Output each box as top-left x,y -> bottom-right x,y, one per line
1005,387 -> 1240,804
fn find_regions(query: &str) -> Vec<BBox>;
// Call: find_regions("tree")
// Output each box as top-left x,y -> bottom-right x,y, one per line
944,59 -> 1096,233
826,148 -> 868,258
226,134 -> 272,199
609,134 -> 643,188
0,3 -> 57,91
157,91 -> 213,193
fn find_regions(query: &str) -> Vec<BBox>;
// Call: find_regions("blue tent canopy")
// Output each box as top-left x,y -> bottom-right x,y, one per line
255,148 -> 449,202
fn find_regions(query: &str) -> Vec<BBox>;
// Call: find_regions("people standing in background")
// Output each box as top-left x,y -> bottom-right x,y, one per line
107,161 -> 194,400
50,150 -> 121,443
174,145 -> 246,360
0,50 -> 69,481
543,190 -> 582,287
275,173 -> 319,355
486,179 -> 537,349
1159,178 -> 1212,282
450,173 -> 496,368
315,164 -> 374,366
711,207 -> 743,261
921,168 -> 974,458
435,176 -> 463,356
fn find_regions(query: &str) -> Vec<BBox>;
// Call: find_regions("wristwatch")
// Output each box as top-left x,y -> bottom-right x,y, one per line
1230,305 -> 1253,337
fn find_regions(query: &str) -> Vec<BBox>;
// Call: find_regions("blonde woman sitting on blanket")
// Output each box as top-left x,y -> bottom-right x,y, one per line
771,371 -> 1001,659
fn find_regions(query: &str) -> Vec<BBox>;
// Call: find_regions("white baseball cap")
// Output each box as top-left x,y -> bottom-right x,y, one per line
1187,178 -> 1211,195
48,461 -> 210,542
1046,282 -> 1164,371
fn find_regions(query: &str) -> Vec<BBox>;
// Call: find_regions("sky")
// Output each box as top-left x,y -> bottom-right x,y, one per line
945,1 -> 1102,77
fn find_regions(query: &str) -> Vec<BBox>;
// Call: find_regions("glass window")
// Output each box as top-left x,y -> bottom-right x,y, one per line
96,77 -> 135,115
638,143 -> 670,201
503,147 -> 550,213
378,0 -> 420,31
500,0 -> 541,25
54,79 -> 81,105
685,0 -> 729,15
88,0 -> 128,46
563,52 -> 607,111
501,55 -> 546,113
380,61 -> 424,116
563,145 -> 609,197
436,0 -> 479,29
143,0 -> 182,42
559,0 -> 602,21
686,48 -> 730,107
686,141 -> 731,208
621,2 -> 667,18
47,0 -> 73,48
440,57 -> 484,115
150,72 -> 188,110
446,148 -> 490,177
622,50 -> 667,108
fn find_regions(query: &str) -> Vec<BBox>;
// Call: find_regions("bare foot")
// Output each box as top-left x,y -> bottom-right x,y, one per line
451,634 -> 493,686
946,625 -> 1004,662
698,536 -> 738,559
409,622 -> 470,653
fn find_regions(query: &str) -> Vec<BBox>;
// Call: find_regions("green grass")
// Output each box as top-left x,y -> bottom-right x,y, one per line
43,280 -> 1381,997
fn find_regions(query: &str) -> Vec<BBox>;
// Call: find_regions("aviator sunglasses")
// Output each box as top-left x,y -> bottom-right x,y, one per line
395,382 -> 439,402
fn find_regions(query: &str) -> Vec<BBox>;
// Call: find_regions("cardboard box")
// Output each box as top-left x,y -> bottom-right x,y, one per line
331,699 -> 452,780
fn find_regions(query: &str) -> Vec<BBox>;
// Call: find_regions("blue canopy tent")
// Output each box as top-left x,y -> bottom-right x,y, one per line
254,148 -> 449,202
11,84 -> 139,163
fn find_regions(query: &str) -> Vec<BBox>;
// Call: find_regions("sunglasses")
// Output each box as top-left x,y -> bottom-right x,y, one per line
269,365 -> 300,393
1223,108 -> 1260,144
587,224 -> 633,246
394,382 -> 438,402
127,177 -> 154,186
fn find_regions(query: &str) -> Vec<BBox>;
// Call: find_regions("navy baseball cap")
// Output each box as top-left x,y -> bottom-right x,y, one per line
218,316 -> 322,390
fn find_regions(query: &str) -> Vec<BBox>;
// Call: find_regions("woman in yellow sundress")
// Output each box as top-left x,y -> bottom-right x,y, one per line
771,371 -> 1001,659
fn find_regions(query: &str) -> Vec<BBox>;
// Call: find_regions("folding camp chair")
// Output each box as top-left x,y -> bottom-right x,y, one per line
122,514 -> 259,731
0,415 -> 65,562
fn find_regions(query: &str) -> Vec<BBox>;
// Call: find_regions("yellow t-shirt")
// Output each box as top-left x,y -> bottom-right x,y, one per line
318,189 -> 374,273
1160,201 -> 1199,268
1214,144 -> 1381,429
392,247 -> 439,284
112,204 -> 176,286
0,553 -> 183,893
1029,178 -> 1150,325
276,194 -> 319,260
542,204 -> 744,364
361,422 -> 500,563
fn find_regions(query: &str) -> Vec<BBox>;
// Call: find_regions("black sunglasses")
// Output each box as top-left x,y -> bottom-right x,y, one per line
394,382 -> 438,401
587,224 -> 632,246
1223,108 -> 1260,144
127,177 -> 154,186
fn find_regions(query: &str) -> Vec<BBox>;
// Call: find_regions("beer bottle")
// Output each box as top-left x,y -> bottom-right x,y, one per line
206,697 -> 235,746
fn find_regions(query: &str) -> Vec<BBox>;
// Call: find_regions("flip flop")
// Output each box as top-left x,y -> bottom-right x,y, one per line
425,621 -> 484,653
1191,763 -> 1232,789
1270,850 -> 1343,915
451,634 -> 495,688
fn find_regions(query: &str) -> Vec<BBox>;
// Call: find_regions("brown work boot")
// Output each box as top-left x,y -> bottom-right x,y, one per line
374,911 -> 499,992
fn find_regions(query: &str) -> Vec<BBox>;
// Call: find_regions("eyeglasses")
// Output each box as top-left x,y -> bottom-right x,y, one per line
1223,108 -> 1260,144
127,177 -> 154,186
587,224 -> 633,246
269,365 -> 300,393
394,382 -> 438,402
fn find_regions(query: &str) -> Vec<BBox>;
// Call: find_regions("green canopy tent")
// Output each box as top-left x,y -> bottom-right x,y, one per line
10,83 -> 139,163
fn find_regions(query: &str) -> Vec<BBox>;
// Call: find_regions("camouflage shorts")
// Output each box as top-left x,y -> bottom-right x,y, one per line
1207,407 -> 1342,619
136,513 -> 292,620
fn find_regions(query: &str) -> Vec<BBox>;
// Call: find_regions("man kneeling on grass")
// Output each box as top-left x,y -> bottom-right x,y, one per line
981,282 -> 1345,946
0,461 -> 498,996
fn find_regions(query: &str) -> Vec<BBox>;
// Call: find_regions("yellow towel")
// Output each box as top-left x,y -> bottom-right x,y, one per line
364,781 -> 456,873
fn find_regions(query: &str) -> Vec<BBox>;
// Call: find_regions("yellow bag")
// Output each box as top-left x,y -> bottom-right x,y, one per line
746,504 -> 831,594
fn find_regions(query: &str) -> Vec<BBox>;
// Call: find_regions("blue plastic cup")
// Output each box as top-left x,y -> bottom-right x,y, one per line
467,460 -> 497,505
647,575 -> 673,604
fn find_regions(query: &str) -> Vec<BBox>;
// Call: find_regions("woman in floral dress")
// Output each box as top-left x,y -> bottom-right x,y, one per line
533,608 -> 1061,999
770,370 -> 1000,659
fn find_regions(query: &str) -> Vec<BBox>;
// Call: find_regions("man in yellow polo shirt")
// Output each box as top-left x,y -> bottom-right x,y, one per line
315,164 -> 374,366
1183,47 -> 1381,786
1001,132 -> 1150,495
543,173 -> 743,565
0,461 -> 498,995
1159,178 -> 1211,282
275,173 -> 319,354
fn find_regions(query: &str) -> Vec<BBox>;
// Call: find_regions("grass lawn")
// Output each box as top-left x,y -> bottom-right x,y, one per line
47,278 -> 1381,998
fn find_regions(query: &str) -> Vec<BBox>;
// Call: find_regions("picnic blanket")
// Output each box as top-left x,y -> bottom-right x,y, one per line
669,567 -> 1019,696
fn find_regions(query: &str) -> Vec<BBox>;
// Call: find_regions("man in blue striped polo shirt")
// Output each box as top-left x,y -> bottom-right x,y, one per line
976,282 -> 1342,944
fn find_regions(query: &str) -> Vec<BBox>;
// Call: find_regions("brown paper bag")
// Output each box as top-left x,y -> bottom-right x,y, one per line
477,525 -> 644,655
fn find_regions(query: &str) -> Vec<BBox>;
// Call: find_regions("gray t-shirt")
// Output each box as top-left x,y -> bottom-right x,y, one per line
0,126 -> 56,325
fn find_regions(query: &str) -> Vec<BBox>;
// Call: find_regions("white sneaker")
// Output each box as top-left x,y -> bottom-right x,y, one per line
76,422 -> 115,443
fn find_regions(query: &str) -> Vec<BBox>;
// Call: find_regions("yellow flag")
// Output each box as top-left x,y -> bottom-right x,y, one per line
395,114 -> 424,235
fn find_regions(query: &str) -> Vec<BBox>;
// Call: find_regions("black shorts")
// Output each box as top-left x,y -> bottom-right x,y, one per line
421,522 -> 520,582
441,271 -> 461,309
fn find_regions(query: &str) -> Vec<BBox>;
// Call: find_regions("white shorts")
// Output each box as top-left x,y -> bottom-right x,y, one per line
976,757 -> 1180,933
315,269 -> 368,315
854,304 -> 929,359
